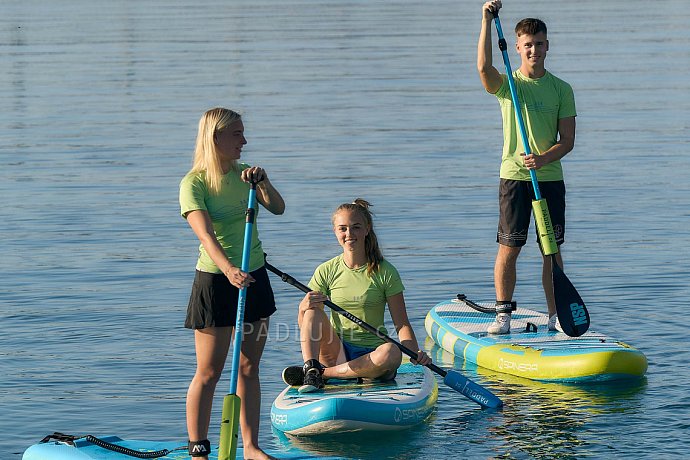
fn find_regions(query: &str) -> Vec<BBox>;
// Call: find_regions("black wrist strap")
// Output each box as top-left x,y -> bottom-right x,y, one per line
188,440 -> 211,457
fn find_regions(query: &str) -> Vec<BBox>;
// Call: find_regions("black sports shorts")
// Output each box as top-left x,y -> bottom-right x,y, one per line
497,178 -> 566,248
184,266 -> 277,329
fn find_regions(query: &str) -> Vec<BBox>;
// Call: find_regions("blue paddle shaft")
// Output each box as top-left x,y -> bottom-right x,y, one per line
493,13 -> 541,200
228,184 -> 258,395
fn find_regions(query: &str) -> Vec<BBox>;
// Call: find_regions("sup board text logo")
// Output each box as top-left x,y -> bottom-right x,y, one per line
498,358 -> 538,373
270,413 -> 288,425
394,406 -> 427,423
570,302 -> 587,326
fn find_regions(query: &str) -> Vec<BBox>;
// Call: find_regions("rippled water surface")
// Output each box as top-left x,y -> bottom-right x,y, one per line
2,1 -> 689,458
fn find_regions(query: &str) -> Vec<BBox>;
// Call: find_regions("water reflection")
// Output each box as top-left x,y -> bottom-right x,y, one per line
273,426 -> 432,460
429,341 -> 647,459
269,341 -> 646,460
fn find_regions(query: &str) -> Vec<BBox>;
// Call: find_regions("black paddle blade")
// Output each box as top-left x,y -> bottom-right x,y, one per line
552,260 -> 590,337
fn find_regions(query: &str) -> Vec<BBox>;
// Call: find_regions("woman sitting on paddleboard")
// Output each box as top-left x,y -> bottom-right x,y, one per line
283,199 -> 431,393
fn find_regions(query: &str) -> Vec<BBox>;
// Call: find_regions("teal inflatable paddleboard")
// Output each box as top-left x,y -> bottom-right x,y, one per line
22,434 -> 344,459
271,362 -> 438,435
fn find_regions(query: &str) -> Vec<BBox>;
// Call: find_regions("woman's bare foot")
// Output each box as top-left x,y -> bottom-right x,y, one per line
243,445 -> 277,460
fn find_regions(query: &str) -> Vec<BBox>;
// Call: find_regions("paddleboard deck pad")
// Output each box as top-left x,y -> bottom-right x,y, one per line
22,433 -> 344,459
425,296 -> 647,382
271,362 -> 437,435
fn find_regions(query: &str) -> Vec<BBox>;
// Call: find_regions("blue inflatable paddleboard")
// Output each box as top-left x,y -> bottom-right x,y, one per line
271,362 -> 438,435
22,434 -> 345,459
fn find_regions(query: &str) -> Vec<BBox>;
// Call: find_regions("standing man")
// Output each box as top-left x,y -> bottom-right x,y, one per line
477,1 -> 577,334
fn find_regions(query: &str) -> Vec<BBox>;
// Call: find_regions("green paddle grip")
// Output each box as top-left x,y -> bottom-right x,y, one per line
532,198 -> 558,256
218,394 -> 241,460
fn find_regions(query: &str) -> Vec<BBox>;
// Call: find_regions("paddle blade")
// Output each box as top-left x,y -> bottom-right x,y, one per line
443,370 -> 503,409
553,261 -> 590,337
218,394 -> 241,460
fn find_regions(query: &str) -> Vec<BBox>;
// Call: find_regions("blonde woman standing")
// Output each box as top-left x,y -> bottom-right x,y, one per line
179,108 -> 284,459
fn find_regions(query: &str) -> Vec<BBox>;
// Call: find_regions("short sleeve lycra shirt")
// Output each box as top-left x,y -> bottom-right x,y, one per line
308,255 -> 404,348
495,70 -> 576,181
179,163 -> 265,273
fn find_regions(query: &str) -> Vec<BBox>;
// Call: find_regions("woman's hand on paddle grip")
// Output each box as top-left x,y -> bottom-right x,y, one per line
241,166 -> 266,184
411,350 -> 432,367
299,291 -> 328,313
223,266 -> 255,289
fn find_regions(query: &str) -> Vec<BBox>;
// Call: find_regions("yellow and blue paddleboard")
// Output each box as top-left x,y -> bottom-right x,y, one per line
425,296 -> 647,382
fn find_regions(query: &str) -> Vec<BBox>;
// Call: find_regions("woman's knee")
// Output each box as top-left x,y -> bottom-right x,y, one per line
238,355 -> 261,379
300,309 -> 330,341
374,343 -> 402,369
194,364 -> 223,386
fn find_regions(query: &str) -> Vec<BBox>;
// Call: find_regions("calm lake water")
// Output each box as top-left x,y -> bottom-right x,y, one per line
2,0 -> 689,458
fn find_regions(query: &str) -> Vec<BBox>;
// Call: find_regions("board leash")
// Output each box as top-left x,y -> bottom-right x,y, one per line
38,433 -> 186,459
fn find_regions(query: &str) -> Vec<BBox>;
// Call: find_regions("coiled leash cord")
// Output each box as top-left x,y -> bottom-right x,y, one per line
39,432 -> 186,459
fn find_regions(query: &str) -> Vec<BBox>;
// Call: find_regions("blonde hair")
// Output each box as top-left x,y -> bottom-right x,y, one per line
189,107 -> 242,195
332,198 -> 383,276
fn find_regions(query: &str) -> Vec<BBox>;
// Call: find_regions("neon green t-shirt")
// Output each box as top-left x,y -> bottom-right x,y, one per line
179,163 -> 265,273
308,255 -> 405,348
495,70 -> 576,181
